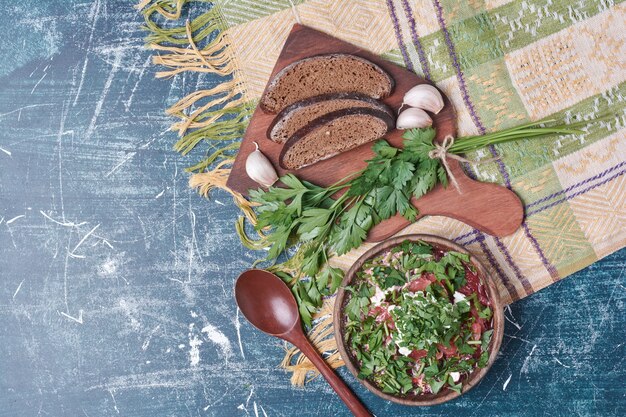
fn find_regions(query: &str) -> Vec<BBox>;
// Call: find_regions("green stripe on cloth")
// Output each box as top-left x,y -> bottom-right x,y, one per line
493,0 -> 625,53
510,165 -> 566,207
218,0 -> 305,27
391,0 -> 624,83
448,11 -> 503,73
380,49 -> 405,67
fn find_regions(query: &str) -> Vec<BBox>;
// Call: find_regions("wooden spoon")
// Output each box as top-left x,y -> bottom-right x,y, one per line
235,269 -> 372,417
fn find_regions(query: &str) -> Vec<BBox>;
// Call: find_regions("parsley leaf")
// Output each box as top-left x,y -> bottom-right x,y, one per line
430,379 -> 446,394
390,159 -> 415,189
403,127 -> 437,158
372,140 -> 398,158
330,199 -> 374,255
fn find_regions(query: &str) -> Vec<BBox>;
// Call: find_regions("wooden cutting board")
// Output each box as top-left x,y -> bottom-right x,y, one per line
226,24 -> 523,241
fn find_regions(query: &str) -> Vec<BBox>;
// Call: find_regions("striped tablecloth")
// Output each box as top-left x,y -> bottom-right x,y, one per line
139,0 -> 626,380
203,0 -> 625,304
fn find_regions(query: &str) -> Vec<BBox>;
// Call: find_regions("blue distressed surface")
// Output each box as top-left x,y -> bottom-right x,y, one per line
0,2 -> 624,416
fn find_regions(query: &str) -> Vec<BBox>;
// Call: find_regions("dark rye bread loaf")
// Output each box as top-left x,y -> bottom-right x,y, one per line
279,107 -> 395,170
260,54 -> 394,113
267,93 -> 394,143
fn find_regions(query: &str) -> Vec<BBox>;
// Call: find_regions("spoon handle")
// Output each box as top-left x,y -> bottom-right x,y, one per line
296,338 -> 373,417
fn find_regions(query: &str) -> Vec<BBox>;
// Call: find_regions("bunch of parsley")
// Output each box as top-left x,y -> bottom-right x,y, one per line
250,128 -> 445,323
250,120 -> 582,324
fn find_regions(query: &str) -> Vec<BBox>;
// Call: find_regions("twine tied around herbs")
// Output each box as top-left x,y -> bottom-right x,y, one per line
428,135 -> 500,194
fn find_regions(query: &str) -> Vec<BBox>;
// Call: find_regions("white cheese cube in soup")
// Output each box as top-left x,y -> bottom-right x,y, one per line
453,291 -> 466,304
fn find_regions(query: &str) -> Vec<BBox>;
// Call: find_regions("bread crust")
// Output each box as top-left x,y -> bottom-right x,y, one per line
267,92 -> 394,143
260,54 -> 395,113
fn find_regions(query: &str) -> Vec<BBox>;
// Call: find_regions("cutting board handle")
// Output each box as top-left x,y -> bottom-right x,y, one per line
367,161 -> 524,241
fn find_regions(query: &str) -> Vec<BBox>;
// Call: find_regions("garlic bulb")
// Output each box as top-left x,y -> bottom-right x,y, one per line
402,84 -> 444,114
396,107 -> 432,130
246,142 -> 278,188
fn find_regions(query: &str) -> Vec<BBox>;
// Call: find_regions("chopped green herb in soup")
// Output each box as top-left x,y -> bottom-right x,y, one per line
344,240 -> 493,396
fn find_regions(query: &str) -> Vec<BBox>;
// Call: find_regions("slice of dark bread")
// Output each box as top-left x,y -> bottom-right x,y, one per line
260,54 -> 394,114
279,107 -> 395,170
267,93 -> 394,144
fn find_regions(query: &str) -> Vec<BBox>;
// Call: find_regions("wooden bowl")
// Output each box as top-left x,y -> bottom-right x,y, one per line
333,234 -> 504,406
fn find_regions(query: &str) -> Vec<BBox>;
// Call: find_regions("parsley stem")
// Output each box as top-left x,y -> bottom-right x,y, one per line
458,119 -> 557,141
416,362 -> 425,376
328,170 -> 364,188
450,127 -> 583,153
458,128 -> 580,145
330,193 -> 351,209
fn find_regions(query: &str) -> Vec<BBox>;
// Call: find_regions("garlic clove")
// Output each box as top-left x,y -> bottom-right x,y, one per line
396,107 -> 433,130
246,142 -> 278,188
402,84 -> 444,114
